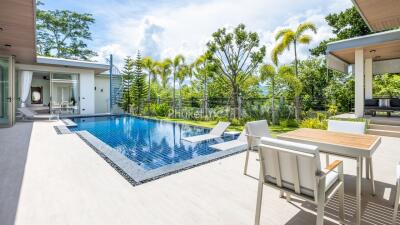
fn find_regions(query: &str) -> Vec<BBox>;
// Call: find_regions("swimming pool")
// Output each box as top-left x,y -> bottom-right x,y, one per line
69,116 -> 239,172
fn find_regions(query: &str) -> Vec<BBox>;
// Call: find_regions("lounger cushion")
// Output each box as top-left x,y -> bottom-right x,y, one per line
365,99 -> 379,107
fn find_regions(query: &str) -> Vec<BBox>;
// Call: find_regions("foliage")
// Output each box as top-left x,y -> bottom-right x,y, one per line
145,103 -> 171,117
260,64 -> 298,124
298,57 -> 327,110
310,7 -> 372,56
207,24 -> 266,119
373,74 -> 400,98
130,52 -> 148,114
118,57 -> 135,112
272,22 -> 317,119
279,119 -> 299,128
36,1 -> 97,60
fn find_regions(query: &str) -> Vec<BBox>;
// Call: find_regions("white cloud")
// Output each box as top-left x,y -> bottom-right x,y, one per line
90,0 -> 352,67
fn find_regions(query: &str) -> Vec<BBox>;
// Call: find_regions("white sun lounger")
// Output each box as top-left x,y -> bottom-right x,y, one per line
209,130 -> 247,151
183,121 -> 231,143
18,107 -> 58,120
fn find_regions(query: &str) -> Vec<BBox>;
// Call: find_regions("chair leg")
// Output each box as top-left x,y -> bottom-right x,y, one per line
316,202 -> 325,225
338,184 -> 345,224
244,147 -> 250,175
366,157 -> 370,179
393,182 -> 400,225
369,157 -> 376,196
254,177 -> 264,225
325,154 -> 330,167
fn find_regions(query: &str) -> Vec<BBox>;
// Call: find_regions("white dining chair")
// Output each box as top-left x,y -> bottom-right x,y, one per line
244,120 -> 271,175
255,137 -> 345,225
327,119 -> 375,195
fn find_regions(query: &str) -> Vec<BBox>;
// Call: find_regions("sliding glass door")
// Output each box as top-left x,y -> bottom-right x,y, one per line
0,57 -> 14,127
50,73 -> 80,115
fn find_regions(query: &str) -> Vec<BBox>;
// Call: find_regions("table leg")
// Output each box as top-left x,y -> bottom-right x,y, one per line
356,156 -> 362,225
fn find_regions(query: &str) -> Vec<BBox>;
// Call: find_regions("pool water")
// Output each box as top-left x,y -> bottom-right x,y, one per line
69,116 -> 237,170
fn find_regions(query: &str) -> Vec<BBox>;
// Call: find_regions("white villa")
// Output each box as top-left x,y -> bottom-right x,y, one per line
327,0 -> 400,118
0,0 -> 112,127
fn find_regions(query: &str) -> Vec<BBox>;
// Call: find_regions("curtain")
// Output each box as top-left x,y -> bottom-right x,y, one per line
19,71 -> 33,107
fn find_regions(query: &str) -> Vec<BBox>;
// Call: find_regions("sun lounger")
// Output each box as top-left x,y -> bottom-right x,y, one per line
183,121 -> 230,143
210,130 -> 247,151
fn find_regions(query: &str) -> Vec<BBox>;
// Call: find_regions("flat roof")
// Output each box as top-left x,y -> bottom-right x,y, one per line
36,56 -> 109,74
0,0 -> 36,63
352,0 -> 400,32
326,29 -> 400,64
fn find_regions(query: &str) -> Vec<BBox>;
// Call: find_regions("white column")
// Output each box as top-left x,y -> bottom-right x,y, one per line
355,49 -> 365,118
365,58 -> 373,99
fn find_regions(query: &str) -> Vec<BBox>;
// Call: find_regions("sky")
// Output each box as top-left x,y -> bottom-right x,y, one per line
39,0 -> 353,68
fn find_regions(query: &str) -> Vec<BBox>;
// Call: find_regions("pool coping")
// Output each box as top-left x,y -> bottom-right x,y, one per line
61,116 -> 246,186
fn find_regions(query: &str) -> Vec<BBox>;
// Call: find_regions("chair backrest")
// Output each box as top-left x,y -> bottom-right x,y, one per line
237,130 -> 247,142
210,122 -> 231,136
245,120 -> 271,147
259,137 -> 321,198
327,120 -> 366,134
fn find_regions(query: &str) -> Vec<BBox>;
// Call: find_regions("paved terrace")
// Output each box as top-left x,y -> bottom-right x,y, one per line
1,120 -> 400,225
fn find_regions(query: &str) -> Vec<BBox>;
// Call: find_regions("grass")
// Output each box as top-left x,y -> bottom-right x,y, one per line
144,116 -> 297,137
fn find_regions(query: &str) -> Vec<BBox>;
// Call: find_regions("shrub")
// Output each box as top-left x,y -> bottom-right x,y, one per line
300,118 -> 327,130
280,119 -> 299,128
152,103 -> 170,117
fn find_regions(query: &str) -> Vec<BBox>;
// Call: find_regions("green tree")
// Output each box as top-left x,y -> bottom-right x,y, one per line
298,58 -> 329,111
207,24 -> 266,119
142,57 -> 158,115
156,59 -> 172,89
272,22 -> 317,120
373,74 -> 400,98
310,7 -> 372,56
119,57 -> 135,112
36,1 -> 97,60
171,55 -> 185,118
177,63 -> 193,114
260,64 -> 295,124
130,52 -> 148,114
193,52 -> 217,117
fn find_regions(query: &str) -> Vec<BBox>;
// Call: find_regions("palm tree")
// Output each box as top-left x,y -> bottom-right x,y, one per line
172,55 -> 185,118
156,58 -> 172,89
177,64 -> 189,114
193,52 -> 214,118
260,64 -> 297,125
272,22 -> 317,120
142,56 -> 158,115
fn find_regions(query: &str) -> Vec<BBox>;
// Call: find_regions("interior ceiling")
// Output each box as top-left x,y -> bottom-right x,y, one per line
331,39 -> 400,64
354,0 -> 400,32
0,0 -> 36,64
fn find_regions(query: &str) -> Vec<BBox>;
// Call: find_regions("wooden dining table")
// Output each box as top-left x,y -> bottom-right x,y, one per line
278,128 -> 381,225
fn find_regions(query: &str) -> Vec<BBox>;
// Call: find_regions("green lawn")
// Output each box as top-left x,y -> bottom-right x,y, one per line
144,116 -> 297,137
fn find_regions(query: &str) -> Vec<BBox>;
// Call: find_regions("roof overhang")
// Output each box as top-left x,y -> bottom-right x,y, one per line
327,29 -> 400,65
352,0 -> 400,32
36,56 -> 109,74
0,0 -> 36,64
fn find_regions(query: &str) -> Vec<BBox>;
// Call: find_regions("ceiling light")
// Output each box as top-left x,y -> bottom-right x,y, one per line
369,49 -> 376,53
4,44 -> 11,48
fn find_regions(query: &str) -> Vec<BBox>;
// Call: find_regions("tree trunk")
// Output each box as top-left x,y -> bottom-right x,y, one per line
148,72 -> 151,116
232,85 -> 240,119
271,78 -> 277,125
203,75 -> 208,118
293,41 -> 301,120
173,70 -> 176,118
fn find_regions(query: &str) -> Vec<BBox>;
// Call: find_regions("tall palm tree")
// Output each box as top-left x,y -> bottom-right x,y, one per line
172,55 -> 185,118
193,53 -> 214,118
142,56 -> 158,115
272,22 -> 317,120
156,58 -> 172,89
177,64 -> 189,114
260,64 -> 297,125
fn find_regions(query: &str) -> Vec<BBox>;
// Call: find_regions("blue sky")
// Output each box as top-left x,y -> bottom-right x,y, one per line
39,0 -> 352,67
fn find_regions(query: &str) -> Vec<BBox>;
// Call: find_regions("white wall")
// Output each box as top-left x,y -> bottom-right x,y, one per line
95,76 -> 110,113
16,64 -> 97,114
